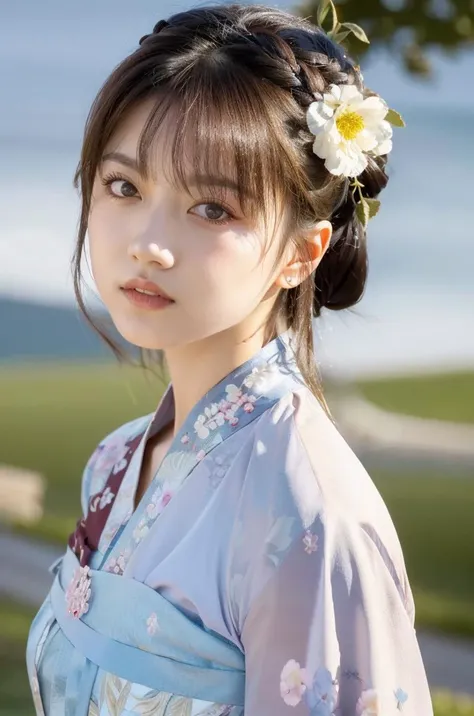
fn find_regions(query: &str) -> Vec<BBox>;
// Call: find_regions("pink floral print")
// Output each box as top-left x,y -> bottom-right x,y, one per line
146,612 -> 160,636
280,659 -> 309,706
192,362 -> 275,441
93,438 -> 129,474
303,529 -> 318,554
89,486 -> 115,513
104,549 -> 132,576
132,518 -> 150,543
65,565 -> 92,619
281,658 -> 407,716
242,363 -> 280,392
357,689 -> 379,716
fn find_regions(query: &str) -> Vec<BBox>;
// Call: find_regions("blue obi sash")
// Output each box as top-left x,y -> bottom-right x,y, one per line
48,547 -> 245,715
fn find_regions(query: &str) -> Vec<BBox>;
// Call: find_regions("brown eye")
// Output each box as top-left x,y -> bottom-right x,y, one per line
191,202 -> 233,225
205,204 -> 227,221
109,179 -> 138,198
100,172 -> 140,199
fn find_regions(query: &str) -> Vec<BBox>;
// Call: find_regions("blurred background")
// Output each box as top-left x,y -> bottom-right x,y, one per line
0,0 -> 473,713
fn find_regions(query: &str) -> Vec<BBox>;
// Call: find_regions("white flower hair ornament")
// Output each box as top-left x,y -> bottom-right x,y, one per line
308,0 -> 406,227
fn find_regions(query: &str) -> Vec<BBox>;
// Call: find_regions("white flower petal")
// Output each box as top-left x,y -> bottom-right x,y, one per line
325,142 -> 368,177
355,128 -> 378,152
372,120 -> 393,155
306,101 -> 334,135
339,84 -> 364,105
326,118 -> 341,142
351,149 -> 369,176
324,147 -> 349,176
375,137 -> 393,156
327,84 -> 342,103
312,132 -> 335,160
358,96 -> 389,125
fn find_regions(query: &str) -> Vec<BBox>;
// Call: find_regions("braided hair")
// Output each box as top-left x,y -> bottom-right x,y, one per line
73,3 -> 389,407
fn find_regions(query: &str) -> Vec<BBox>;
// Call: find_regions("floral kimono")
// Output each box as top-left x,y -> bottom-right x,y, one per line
26,330 -> 433,715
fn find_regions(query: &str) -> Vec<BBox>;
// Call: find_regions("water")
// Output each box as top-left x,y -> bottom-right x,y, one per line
1,0 -> 473,378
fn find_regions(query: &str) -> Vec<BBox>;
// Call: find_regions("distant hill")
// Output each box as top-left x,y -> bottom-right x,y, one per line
0,296 -> 127,362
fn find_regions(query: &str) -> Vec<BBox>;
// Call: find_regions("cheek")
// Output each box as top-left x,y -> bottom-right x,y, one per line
87,205 -> 123,275
196,233 -> 255,282
185,231 -> 273,310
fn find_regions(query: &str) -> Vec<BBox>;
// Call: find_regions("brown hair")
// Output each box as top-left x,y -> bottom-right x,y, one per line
72,3 -> 389,411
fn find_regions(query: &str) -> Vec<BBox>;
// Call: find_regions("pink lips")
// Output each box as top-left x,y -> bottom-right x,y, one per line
121,278 -> 175,311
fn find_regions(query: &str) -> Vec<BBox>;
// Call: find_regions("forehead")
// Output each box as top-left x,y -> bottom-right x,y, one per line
103,98 -> 242,187
102,100 -> 188,178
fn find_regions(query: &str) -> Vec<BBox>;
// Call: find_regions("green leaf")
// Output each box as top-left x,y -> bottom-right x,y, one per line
317,0 -> 331,27
319,0 -> 339,33
342,22 -> 370,44
365,198 -> 381,219
331,29 -> 351,44
356,199 -> 370,229
386,108 -> 406,127
330,0 -> 339,33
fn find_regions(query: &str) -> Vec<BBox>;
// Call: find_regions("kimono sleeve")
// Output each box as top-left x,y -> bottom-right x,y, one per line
240,514 -> 433,716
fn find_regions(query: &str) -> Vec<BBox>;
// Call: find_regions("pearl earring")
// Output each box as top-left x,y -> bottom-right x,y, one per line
286,276 -> 294,286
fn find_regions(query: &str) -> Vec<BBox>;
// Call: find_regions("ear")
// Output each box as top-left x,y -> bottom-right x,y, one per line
275,221 -> 332,289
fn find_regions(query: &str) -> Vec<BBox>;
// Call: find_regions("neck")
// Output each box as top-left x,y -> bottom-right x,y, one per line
164,321 -> 276,435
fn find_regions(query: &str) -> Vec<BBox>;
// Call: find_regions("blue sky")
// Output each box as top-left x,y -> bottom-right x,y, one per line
0,0 -> 473,147
1,0 -> 473,375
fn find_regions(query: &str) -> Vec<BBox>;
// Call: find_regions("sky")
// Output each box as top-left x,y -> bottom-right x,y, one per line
0,0 -> 473,376
0,0 -> 473,148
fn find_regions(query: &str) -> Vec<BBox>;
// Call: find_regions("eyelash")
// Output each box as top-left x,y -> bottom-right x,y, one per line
100,172 -> 237,226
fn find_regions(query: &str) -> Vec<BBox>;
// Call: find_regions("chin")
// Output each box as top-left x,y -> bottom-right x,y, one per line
110,313 -> 183,351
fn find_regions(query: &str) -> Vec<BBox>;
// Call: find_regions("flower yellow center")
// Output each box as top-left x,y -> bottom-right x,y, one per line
336,110 -> 365,140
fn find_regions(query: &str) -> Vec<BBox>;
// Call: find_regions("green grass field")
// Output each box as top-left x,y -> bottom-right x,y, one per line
357,370 -> 474,424
0,361 -> 167,522
372,471 -> 474,637
1,362 -> 473,640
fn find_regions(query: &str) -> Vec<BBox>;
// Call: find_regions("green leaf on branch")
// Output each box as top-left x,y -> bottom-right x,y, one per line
331,1 -> 339,32
331,29 -> 351,44
341,22 -> 370,44
356,199 -> 370,228
386,108 -> 406,128
365,198 -> 381,219
317,0 -> 331,26
317,0 -> 338,32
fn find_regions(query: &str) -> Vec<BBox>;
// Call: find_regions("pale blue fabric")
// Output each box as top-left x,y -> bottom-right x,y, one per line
49,547 -> 245,706
26,330 -> 434,715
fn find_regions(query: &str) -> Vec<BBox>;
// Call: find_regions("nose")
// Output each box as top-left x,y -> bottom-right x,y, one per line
128,239 -> 175,269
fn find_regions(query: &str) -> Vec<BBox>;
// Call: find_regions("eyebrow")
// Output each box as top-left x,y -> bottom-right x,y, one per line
101,151 -> 243,198
102,151 -> 141,173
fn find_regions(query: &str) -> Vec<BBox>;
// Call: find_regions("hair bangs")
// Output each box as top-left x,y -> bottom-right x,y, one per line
135,61 -> 303,239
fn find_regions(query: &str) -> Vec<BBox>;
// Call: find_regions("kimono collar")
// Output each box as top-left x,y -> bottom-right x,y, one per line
149,328 -> 304,456
101,328 -> 305,571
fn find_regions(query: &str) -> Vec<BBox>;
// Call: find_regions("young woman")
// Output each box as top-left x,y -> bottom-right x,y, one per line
27,3 -> 433,715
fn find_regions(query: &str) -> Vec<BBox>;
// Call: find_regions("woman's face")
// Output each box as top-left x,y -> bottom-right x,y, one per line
87,99 -> 290,350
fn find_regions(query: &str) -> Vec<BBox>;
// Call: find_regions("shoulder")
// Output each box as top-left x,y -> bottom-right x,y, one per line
229,385 -> 413,620
246,384 -> 403,544
80,413 -> 153,513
